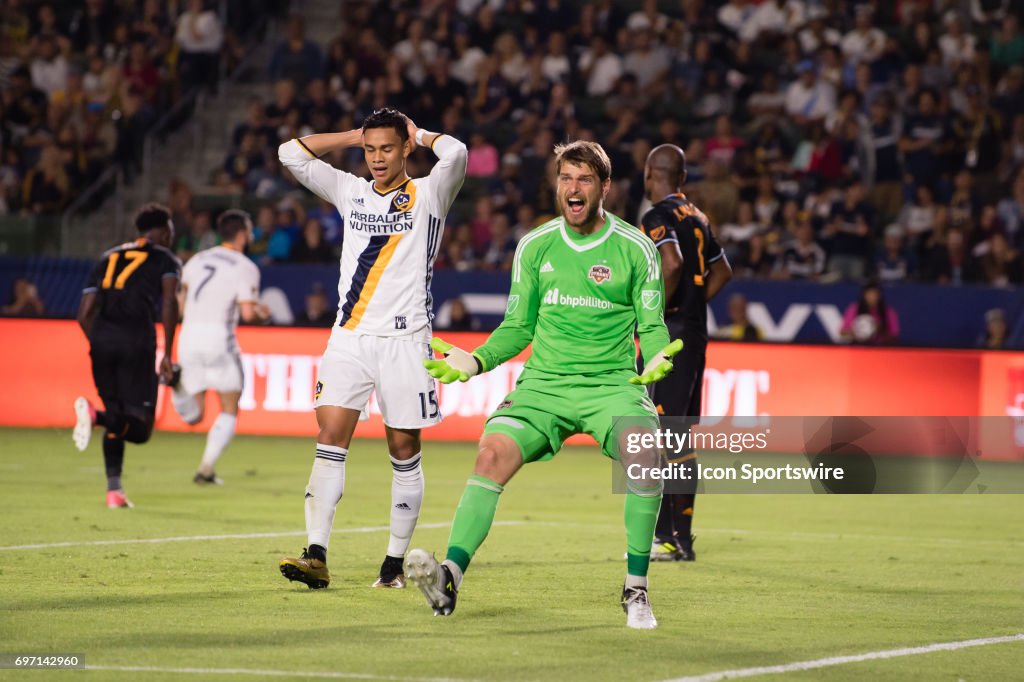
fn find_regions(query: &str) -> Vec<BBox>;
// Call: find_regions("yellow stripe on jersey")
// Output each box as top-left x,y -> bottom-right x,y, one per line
341,234 -> 403,330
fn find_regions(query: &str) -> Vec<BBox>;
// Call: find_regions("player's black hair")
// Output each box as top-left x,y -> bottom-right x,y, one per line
362,108 -> 410,142
217,209 -> 252,240
134,203 -> 172,233
553,140 -> 612,183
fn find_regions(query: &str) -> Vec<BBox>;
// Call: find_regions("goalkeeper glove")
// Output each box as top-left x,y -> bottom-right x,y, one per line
629,339 -> 684,385
423,337 -> 483,384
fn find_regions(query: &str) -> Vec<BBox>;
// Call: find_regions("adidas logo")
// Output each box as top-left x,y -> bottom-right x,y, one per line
540,261 -> 554,273
394,502 -> 411,510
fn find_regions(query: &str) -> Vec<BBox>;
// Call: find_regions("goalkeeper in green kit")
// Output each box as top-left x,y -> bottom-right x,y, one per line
405,141 -> 681,630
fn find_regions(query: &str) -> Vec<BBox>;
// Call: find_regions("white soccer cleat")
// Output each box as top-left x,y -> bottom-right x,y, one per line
405,548 -> 457,616
622,586 -> 658,629
73,396 -> 95,452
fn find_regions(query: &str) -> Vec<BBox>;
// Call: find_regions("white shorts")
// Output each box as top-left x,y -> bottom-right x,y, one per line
315,328 -> 441,429
179,348 -> 244,395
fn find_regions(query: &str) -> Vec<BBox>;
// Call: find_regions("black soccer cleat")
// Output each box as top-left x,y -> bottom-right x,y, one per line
677,534 -> 696,562
372,555 -> 406,588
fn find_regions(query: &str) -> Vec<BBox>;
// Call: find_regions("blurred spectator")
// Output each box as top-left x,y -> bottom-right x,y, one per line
875,224 -> 916,283
734,232 -> 775,278
990,15 -> 1024,69
294,283 -> 334,327
977,308 -> 1009,349
899,185 -> 939,251
923,228 -> 979,284
266,206 -> 300,262
785,60 -> 836,125
29,35 -> 67,98
21,144 -> 70,213
977,232 -> 1023,286
996,171 -> 1024,243
466,133 -> 499,178
306,199 -> 343,248
480,214 -> 516,271
714,293 -> 763,341
291,218 -> 335,263
778,216 -> 826,280
578,35 -> 622,97
269,15 -> 323,86
393,18 -> 437,88
175,0 -> 224,92
824,179 -> 874,280
2,277 -> 45,316
720,201 -> 759,263
840,281 -> 900,344
442,296 -> 481,331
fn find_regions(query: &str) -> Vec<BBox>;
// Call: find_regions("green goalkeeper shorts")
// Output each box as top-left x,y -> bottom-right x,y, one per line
482,371 -> 659,463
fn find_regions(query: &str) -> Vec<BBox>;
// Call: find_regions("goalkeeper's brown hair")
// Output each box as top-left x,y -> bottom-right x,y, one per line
553,140 -> 612,183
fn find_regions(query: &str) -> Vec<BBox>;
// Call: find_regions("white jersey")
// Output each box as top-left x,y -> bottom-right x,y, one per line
279,134 -> 467,340
180,245 -> 261,354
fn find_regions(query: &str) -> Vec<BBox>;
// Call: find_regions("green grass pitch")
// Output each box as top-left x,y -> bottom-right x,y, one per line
1,427 -> 1022,681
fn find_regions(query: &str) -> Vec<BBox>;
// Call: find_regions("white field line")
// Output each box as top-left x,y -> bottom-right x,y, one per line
0,521 -> 523,552
663,633 -> 1024,682
3,520 -> 1021,552
84,664 -> 475,681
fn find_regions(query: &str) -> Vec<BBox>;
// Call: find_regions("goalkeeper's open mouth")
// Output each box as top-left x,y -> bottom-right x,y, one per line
566,196 -> 586,219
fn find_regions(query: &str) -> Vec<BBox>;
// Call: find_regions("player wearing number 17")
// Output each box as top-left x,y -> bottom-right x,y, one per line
408,141 -> 682,629
73,204 -> 181,508
278,109 -> 467,590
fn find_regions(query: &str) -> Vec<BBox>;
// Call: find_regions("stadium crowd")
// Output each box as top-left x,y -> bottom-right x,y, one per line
180,0 -> 1024,287
0,0 -> 271,217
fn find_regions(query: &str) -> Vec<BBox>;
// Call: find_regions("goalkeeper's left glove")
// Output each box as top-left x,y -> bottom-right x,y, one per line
423,337 -> 483,383
629,339 -> 684,385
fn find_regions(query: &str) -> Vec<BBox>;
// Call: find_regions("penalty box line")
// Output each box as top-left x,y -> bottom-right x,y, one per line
663,633 -> 1024,682
0,521 -> 528,552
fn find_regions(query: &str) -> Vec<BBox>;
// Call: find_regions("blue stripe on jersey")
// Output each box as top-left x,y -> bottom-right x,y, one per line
338,235 -> 390,327
425,215 -> 441,321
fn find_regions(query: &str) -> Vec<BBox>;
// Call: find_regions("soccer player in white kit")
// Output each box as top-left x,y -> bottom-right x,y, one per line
171,209 -> 269,484
277,108 -> 467,589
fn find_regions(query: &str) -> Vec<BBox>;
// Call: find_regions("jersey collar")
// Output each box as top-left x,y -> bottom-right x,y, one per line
559,212 -> 615,252
371,175 -> 411,196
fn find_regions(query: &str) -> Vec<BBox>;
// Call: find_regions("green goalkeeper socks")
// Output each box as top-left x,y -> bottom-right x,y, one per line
446,475 -> 504,573
624,490 -> 662,576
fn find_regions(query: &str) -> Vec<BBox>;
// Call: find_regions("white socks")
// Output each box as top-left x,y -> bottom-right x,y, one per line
625,574 -> 648,589
387,452 -> 424,558
305,444 -> 347,549
172,384 -> 202,424
199,413 -> 236,471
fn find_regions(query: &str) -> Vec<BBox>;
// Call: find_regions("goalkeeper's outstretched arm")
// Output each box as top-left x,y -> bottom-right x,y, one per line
425,239 -> 540,382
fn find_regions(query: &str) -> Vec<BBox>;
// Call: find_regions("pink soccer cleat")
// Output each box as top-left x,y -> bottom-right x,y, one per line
106,490 -> 134,509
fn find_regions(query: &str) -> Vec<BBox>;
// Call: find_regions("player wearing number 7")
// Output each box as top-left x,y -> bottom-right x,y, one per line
277,108 -> 467,590
169,209 -> 270,485
73,204 -> 181,509
406,141 -> 682,630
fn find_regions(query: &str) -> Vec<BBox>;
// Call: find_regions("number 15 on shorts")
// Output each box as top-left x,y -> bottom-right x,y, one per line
419,390 -> 439,419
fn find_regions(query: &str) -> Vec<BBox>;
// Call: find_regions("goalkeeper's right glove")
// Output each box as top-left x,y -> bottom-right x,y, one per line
423,337 -> 483,383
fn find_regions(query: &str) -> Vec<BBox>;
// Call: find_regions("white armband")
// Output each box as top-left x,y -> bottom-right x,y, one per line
415,128 -> 437,147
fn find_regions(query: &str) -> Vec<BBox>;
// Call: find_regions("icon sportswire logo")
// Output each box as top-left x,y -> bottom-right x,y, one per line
542,288 -> 613,310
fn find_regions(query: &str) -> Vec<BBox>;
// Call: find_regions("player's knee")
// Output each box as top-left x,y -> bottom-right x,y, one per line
316,425 -> 347,448
474,442 -> 519,482
124,417 -> 154,444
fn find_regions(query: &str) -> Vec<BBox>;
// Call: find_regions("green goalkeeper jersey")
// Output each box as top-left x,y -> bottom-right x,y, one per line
473,212 -> 670,380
